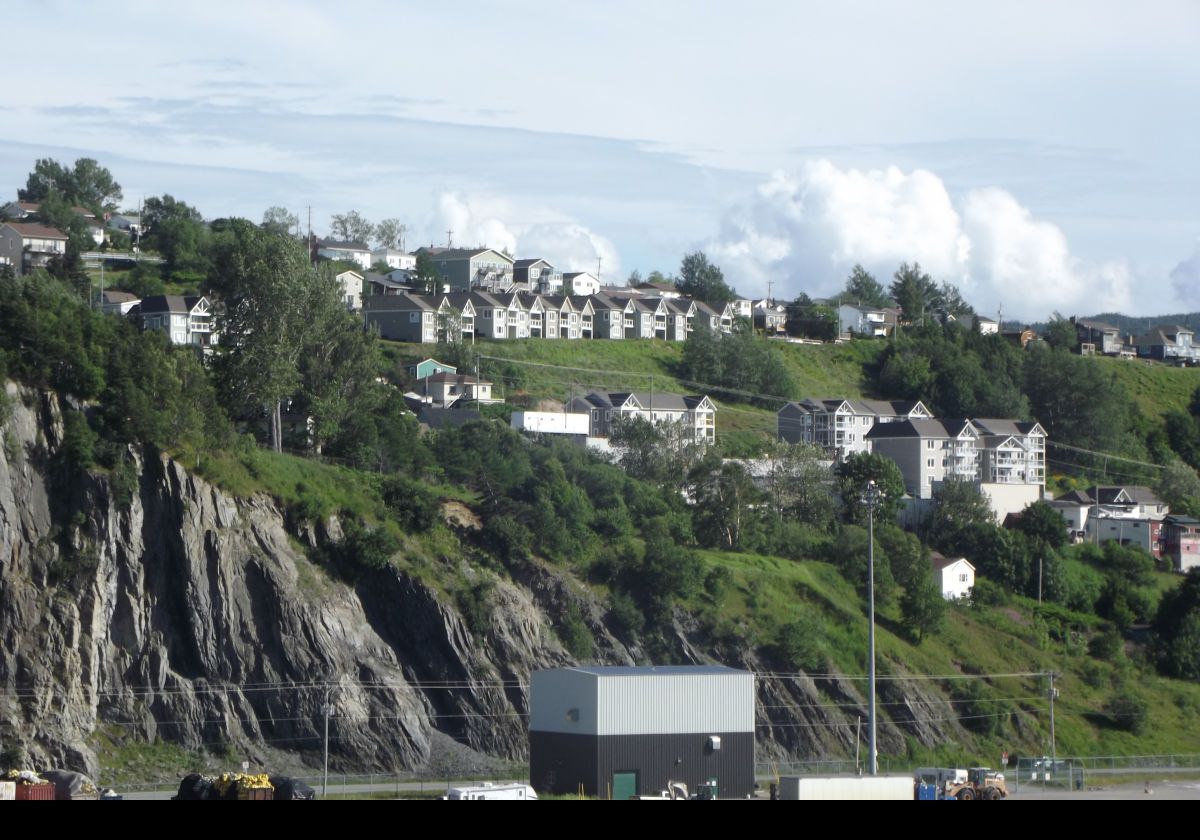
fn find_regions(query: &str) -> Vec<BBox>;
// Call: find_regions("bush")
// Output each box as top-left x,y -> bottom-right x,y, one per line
1103,689 -> 1149,735
380,475 -> 439,532
456,578 -> 495,638
557,601 -> 594,660
774,612 -> 826,672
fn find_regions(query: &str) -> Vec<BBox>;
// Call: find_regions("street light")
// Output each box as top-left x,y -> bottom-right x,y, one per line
862,479 -> 882,776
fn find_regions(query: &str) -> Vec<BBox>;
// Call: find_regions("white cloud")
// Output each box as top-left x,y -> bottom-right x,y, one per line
1170,241 -> 1200,303
431,191 -> 619,276
708,160 -> 1135,318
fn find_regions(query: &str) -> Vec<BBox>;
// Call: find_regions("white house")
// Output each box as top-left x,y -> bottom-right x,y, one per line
317,238 -> 372,270
335,270 -> 364,311
563,271 -> 600,296
932,555 -> 975,600
131,295 -> 217,348
371,248 -> 416,271
511,411 -> 590,438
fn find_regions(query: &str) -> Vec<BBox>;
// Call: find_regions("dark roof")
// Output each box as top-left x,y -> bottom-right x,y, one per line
101,290 -> 139,304
1076,318 -> 1119,332
1057,486 -> 1163,507
577,391 -> 711,412
416,407 -> 482,429
866,418 -> 962,440
364,292 -> 435,312
1133,326 -> 1195,346
972,418 -> 1041,437
3,221 -> 69,239
565,665 -> 748,677
428,247 -> 513,262
318,238 -> 370,251
137,294 -> 204,314
931,554 -> 973,571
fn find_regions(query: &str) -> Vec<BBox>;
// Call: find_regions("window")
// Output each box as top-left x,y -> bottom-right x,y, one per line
927,439 -> 936,449
959,573 -> 969,582
927,458 -> 935,467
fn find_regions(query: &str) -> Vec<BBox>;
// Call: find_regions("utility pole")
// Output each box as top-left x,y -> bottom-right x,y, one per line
863,480 -> 881,776
322,687 -> 332,798
446,229 -> 453,248
596,255 -> 602,284
1047,672 -> 1058,763
398,223 -> 407,252
766,278 -> 773,303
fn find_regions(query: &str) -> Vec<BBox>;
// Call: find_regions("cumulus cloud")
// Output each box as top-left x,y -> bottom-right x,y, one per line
1170,241 -> 1200,303
431,191 -> 619,277
709,160 -> 1133,318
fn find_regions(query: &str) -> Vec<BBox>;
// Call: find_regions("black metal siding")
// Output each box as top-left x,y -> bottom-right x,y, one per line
530,731 -> 754,799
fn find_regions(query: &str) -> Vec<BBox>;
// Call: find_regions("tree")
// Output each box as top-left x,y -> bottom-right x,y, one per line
1043,313 -> 1077,351
610,415 -> 699,488
375,218 -> 404,249
1156,569 -> 1200,680
329,211 -> 374,244
19,157 -> 122,213
208,221 -> 316,451
900,564 -> 946,643
925,478 -> 996,554
934,281 -> 974,324
763,442 -> 836,528
688,453 -> 763,550
261,206 -> 299,237
676,251 -> 736,304
1156,460 -> 1200,517
414,252 -> 439,293
889,262 -> 939,326
1012,500 -> 1068,549
840,264 -> 889,308
835,452 -> 905,525
142,195 -> 209,282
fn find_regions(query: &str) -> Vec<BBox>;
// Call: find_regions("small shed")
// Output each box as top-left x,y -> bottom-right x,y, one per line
932,554 -> 976,600
529,665 -> 754,799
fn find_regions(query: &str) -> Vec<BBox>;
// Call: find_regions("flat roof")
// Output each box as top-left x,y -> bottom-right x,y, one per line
565,665 -> 748,677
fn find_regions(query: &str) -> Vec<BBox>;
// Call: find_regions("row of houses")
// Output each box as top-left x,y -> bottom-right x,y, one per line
777,397 -> 1045,522
1074,317 -> 1199,365
362,289 -> 746,344
101,291 -> 217,347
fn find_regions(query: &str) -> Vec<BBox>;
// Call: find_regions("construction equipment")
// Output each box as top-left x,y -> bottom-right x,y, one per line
945,767 -> 1009,801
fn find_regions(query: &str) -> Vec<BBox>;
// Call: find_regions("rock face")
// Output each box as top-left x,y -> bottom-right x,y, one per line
0,383 -> 974,776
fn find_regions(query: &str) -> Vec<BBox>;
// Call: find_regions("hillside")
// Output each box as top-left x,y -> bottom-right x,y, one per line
6,383 -> 1199,778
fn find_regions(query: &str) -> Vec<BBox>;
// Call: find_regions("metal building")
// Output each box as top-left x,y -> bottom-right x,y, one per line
529,665 -> 755,799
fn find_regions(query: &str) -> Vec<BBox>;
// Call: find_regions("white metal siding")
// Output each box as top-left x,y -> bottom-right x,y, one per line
596,673 -> 753,735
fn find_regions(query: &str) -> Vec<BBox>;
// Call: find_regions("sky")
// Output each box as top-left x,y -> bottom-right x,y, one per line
2,0 -> 1198,319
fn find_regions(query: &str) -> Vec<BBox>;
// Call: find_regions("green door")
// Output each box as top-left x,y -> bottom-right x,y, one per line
612,771 -> 638,801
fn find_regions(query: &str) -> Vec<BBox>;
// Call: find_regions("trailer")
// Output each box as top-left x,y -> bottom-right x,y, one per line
779,776 -> 915,801
444,782 -> 538,800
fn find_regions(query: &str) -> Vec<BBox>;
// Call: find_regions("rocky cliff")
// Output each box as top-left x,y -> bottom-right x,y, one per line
0,382 -> 972,777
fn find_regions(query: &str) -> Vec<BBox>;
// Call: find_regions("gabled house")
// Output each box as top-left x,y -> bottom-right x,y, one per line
695,300 -> 735,334
1162,516 -> 1200,572
435,293 -> 477,343
565,391 -> 717,446
1133,325 -> 1199,366
0,222 -> 69,275
776,398 -> 932,459
838,304 -> 896,339
362,292 -> 438,342
975,317 -> 999,335
563,271 -> 600,296
865,418 -> 979,499
633,280 -> 680,298
753,300 -> 788,335
971,419 -> 1046,489
932,554 -> 976,600
567,295 -> 596,338
514,259 -> 563,294
1073,317 -> 1123,356
589,293 -> 626,340
100,290 -> 140,315
406,358 -> 457,381
334,270 -> 364,311
371,248 -> 416,271
1053,485 -> 1169,557
421,247 -> 514,292
316,238 -> 372,270
131,295 -> 217,347
421,371 -> 498,408
477,292 -> 530,339
366,272 -> 413,296
542,295 -> 581,339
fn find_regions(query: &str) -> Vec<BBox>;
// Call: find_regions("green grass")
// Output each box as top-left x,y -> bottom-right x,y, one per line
681,547 -> 1200,763
1097,356 -> 1200,423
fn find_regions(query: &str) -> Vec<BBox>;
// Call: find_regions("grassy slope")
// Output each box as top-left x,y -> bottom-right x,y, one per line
194,338 -> 1200,764
692,550 -> 1200,762
1096,356 -> 1200,422
381,337 -> 885,443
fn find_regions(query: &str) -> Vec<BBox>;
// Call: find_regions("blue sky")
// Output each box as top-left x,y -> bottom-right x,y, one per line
2,0 -> 1197,318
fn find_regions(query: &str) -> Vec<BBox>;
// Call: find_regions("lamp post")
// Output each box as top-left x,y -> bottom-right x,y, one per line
863,479 -> 882,776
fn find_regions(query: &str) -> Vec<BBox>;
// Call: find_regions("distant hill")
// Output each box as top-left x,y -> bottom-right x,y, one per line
1023,312 -> 1200,336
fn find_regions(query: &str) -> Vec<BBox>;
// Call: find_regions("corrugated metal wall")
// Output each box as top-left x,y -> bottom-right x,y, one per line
596,673 -> 754,735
